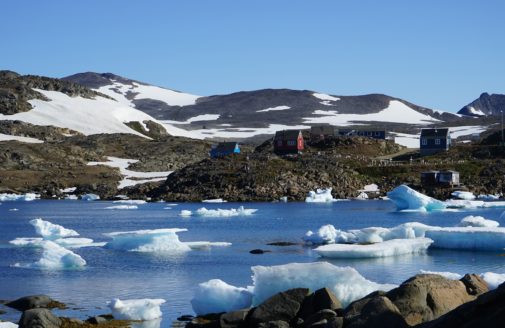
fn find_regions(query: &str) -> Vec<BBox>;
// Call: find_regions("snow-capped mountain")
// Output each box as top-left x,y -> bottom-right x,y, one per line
64,72 -> 462,141
458,93 -> 505,117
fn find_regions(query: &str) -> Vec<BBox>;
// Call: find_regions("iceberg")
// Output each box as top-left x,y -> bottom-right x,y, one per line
457,215 -> 499,228
81,193 -> 100,201
305,188 -> 336,203
191,279 -> 253,315
425,227 -> 505,251
191,262 -> 396,315
30,218 -> 79,240
314,238 -> 433,258
0,193 -> 39,201
451,191 -> 476,200
113,199 -> 146,205
194,206 -> 257,217
387,185 -> 446,211
105,205 -> 138,210
303,224 -> 356,245
108,298 -> 166,321
14,240 -> 86,270
202,199 -> 227,203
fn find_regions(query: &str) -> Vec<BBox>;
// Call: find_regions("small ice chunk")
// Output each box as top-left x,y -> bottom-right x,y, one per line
252,262 -> 396,307
387,185 -> 446,211
108,298 -> 166,321
314,238 -> 433,258
451,191 -> 476,200
105,205 -> 138,210
305,188 -> 336,203
457,216 -> 499,228
355,192 -> 369,200
179,210 -> 192,217
60,187 -> 77,193
81,193 -> 100,201
29,218 -> 79,240
477,194 -> 500,201
10,237 -> 103,249
14,240 -> 86,270
113,200 -> 147,205
194,206 -> 257,217
419,270 -> 463,280
65,195 -> 78,200
303,225 -> 356,245
0,193 -> 39,201
202,199 -> 227,203
191,279 -> 253,315
480,272 -> 505,290
104,228 -> 191,253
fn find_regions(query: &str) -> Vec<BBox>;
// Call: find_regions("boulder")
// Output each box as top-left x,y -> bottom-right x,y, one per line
6,295 -> 63,311
298,288 -> 342,321
19,308 -> 62,328
345,296 -> 407,328
303,309 -> 337,328
257,320 -> 290,328
386,274 -> 476,326
460,274 -> 489,296
220,309 -> 250,328
343,291 -> 387,321
249,288 -> 310,326
420,281 -> 505,328
324,317 -> 343,328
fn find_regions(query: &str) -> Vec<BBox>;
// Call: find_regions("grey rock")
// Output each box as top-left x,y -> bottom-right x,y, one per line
312,288 -> 342,313
303,310 -> 337,328
345,296 -> 407,328
220,309 -> 249,328
18,308 -> 62,328
257,320 -> 290,328
343,291 -> 387,321
86,316 -> 108,324
324,317 -> 343,328
6,295 -> 57,311
249,288 -> 310,325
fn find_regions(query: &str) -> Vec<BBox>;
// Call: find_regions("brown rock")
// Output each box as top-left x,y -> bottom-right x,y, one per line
345,296 -> 407,328
460,274 -> 489,296
249,288 -> 310,326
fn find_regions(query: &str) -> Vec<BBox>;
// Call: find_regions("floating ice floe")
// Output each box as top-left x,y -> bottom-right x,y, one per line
64,195 -> 78,200
304,217 -> 505,251
387,185 -> 446,211
10,237 -> 105,249
30,218 -> 79,239
105,205 -> 138,210
103,228 -> 230,253
113,200 -> 147,205
457,215 -> 499,228
451,191 -> 476,200
477,194 -> 500,201
355,192 -> 369,200
191,262 -> 396,315
81,193 -> 100,201
314,238 -> 433,259
14,240 -> 86,270
108,298 -> 166,321
202,199 -> 227,203
419,270 -> 505,290
194,206 -> 257,217
9,208 -> 19,211
359,184 -> 379,193
0,193 -> 39,202
191,279 -> 254,315
179,210 -> 192,217
387,185 -> 505,211
305,188 -> 336,203
0,322 -> 18,328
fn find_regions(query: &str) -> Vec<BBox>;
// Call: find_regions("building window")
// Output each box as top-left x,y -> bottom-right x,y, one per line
287,140 -> 296,146
435,139 -> 441,145
421,138 -> 427,145
375,131 -> 380,136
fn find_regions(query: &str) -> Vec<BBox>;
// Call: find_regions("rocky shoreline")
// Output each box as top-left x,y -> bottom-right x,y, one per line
1,273 -> 503,328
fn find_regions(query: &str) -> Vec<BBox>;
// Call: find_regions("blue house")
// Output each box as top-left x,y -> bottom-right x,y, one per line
210,142 -> 240,158
420,128 -> 451,156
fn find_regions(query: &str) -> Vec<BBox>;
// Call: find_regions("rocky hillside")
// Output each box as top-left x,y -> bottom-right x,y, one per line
458,92 -> 505,117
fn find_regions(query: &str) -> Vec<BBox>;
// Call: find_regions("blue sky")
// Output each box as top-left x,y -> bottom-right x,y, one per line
2,0 -> 504,111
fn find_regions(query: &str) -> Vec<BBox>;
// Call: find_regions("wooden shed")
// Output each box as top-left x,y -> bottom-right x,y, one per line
274,130 -> 304,155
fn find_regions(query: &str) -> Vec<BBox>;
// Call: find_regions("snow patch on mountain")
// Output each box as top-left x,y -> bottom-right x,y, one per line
313,93 -> 340,106
257,106 -> 291,113
304,100 -> 440,126
0,133 -> 44,143
0,90 -> 163,137
161,114 -> 220,125
448,126 -> 487,138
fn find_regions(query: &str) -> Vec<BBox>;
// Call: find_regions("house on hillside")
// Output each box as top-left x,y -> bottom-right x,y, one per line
420,170 -> 460,187
310,125 -> 337,141
274,130 -> 304,155
420,128 -> 451,156
338,129 -> 387,140
210,142 -> 240,158
421,171 -> 439,185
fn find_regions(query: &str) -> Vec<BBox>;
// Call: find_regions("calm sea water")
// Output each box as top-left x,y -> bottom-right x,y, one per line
1,200 -> 505,326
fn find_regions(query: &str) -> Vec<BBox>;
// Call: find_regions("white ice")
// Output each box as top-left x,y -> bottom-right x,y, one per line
202,199 -> 227,203
359,184 -> 379,192
478,194 -> 500,201
0,193 -> 39,201
113,200 -> 147,205
312,93 -> 340,102
425,227 -> 505,251
0,133 -> 43,143
10,237 -> 104,249
355,192 -> 369,200
108,298 -> 166,321
81,193 -> 100,201
451,191 -> 476,200
88,157 -> 172,189
194,206 -> 257,217
29,218 -> 79,240
314,238 -> 433,258
303,225 -> 356,245
179,210 -> 192,217
191,279 -> 253,315
0,322 -> 18,328
305,188 -> 336,203
105,205 -> 138,210
252,262 -> 396,306
457,215 -> 499,228
387,185 -> 446,211
65,195 -> 78,200
14,240 -> 86,270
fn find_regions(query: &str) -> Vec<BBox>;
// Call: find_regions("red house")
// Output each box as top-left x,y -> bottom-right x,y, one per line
273,130 -> 304,155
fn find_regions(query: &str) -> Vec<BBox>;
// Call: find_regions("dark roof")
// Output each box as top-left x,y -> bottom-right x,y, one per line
420,128 -> 450,137
274,130 -> 302,141
212,142 -> 239,152
310,125 -> 336,134
439,170 -> 459,174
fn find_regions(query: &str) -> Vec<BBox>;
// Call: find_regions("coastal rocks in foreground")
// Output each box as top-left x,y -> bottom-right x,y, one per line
185,273 -> 497,328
